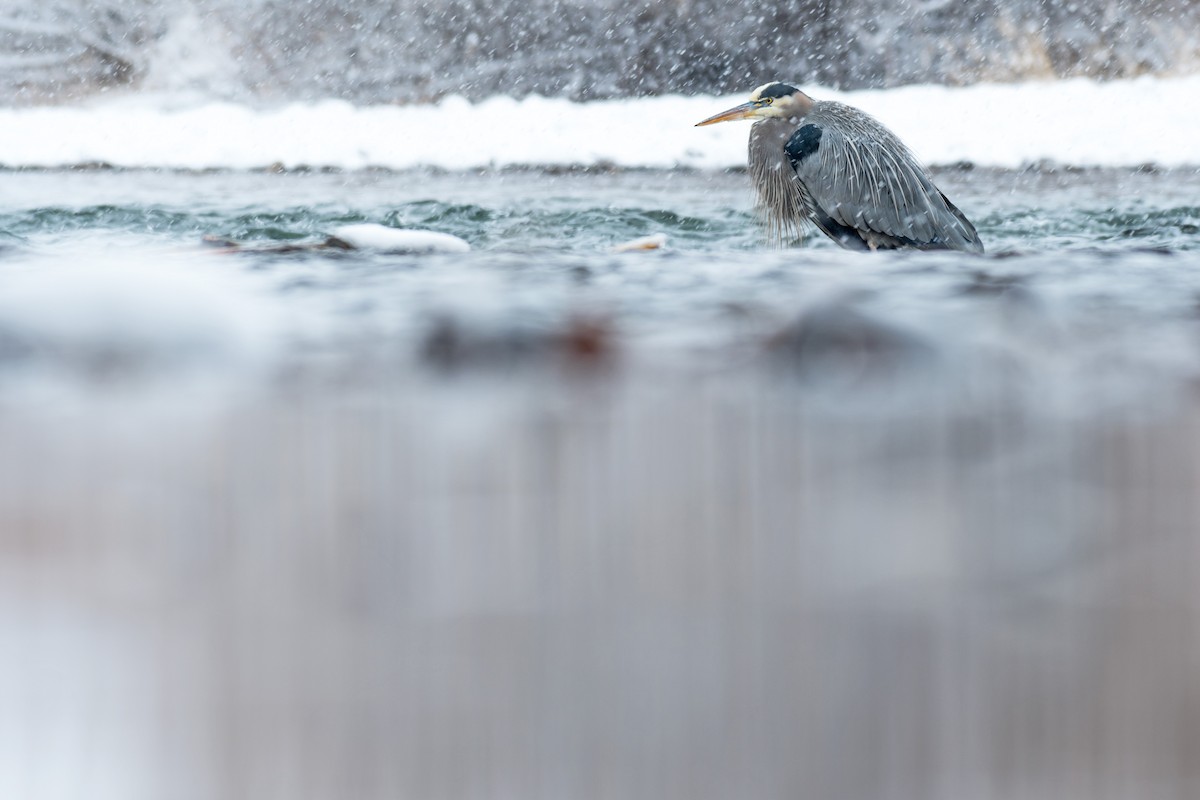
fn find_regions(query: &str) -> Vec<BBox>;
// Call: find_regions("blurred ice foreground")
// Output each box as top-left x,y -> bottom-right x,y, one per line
4,350 -> 1200,800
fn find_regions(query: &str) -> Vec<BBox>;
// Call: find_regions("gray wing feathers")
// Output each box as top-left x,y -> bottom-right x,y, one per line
794,102 -> 983,252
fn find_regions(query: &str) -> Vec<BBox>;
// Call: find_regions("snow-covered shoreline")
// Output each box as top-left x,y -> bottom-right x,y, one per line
1,75 -> 1197,171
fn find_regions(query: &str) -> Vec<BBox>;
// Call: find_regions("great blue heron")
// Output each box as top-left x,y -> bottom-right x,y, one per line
697,82 -> 984,253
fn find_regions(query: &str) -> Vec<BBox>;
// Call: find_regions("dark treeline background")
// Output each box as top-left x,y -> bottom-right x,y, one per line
2,0 -> 1198,104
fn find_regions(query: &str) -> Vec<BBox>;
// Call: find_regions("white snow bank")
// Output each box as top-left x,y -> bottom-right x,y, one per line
0,75 -> 1196,170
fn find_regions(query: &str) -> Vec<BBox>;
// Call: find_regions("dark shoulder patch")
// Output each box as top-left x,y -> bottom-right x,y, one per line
758,82 -> 798,100
784,124 -> 822,169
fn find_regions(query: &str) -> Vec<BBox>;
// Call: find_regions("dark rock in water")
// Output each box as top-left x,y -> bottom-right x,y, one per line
203,226 -> 469,255
201,234 -> 336,255
200,234 -> 240,249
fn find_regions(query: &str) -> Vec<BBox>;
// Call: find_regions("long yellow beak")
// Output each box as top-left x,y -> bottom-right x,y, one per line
695,101 -> 760,127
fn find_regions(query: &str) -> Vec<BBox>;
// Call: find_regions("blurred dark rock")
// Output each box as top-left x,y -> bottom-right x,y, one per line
420,312 -> 614,373
765,298 -> 935,380
956,269 -> 1034,301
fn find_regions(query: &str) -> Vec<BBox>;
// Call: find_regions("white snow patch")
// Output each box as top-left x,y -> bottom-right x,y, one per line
328,224 -> 471,253
0,75 -> 1196,170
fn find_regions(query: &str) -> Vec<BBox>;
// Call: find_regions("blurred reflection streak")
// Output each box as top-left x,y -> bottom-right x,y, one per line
2,370 -> 1199,799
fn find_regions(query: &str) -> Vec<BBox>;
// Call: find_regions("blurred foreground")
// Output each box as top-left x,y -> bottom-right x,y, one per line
4,348 -> 1200,799
2,166 -> 1200,798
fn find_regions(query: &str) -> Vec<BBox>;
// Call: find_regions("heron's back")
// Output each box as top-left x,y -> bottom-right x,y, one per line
798,101 -> 983,252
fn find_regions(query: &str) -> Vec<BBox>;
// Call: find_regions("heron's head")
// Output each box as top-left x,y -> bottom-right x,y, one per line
695,82 -> 812,126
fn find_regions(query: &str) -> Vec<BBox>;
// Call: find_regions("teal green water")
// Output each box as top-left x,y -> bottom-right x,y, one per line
1,166 -> 1200,399
3,167 -> 1198,252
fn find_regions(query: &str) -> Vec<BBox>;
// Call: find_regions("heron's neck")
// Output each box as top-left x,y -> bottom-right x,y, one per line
750,116 -> 799,148
790,91 -> 814,120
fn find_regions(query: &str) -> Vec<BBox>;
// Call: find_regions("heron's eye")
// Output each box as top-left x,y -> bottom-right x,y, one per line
762,97 -> 774,106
